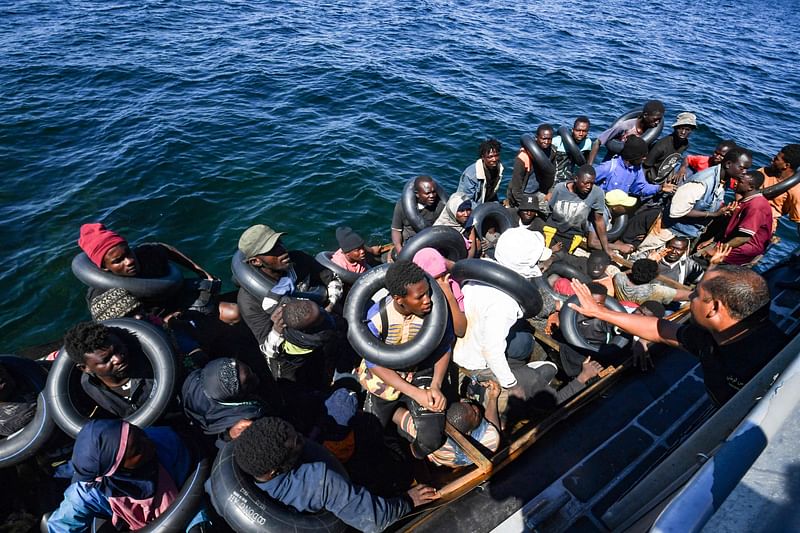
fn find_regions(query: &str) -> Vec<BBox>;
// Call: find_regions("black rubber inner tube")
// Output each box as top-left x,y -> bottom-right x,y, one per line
401,178 -> 448,233
450,259 -> 543,319
45,318 -> 177,439
762,171 -> 800,200
545,261 -> 591,284
605,109 -> 664,154
532,275 -> 566,303
606,213 -> 630,242
232,250 -> 326,304
396,225 -> 468,263
208,441 -> 346,533
343,263 -> 447,370
315,251 -> 364,286
520,134 -> 555,185
653,152 -> 683,184
471,202 -> 515,239
558,294 -> 627,352
71,253 -> 184,299
556,126 -> 586,166
0,356 -> 55,468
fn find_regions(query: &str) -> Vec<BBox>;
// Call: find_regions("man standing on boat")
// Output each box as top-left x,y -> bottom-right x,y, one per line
587,100 -> 665,165
391,176 -> 445,255
507,124 -> 557,211
569,265 -> 788,406
552,116 -> 592,183
456,139 -> 504,204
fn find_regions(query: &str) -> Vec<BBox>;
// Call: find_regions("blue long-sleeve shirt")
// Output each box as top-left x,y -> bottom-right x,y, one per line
594,156 -> 660,198
256,441 -> 412,533
47,427 -> 208,533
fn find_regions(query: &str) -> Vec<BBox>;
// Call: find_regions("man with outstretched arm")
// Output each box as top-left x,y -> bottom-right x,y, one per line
567,265 -> 788,406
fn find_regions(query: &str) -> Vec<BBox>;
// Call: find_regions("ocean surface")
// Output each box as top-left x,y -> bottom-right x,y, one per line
2,0 -> 799,351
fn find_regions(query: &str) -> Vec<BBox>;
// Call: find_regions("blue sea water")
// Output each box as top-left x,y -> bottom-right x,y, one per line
1,0 -> 799,351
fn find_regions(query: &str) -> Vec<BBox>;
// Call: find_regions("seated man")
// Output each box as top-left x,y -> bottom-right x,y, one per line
570,265 -> 789,406
507,124 -> 557,209
456,139 -> 504,204
47,420 -> 208,532
454,227 -> 601,414
63,322 -> 171,419
544,165 -> 611,256
358,261 -> 453,458
262,299 -> 345,388
700,171 -> 772,266
78,223 -> 238,324
393,380 -> 501,468
0,362 -> 37,437
552,116 -> 592,183
587,100 -> 665,165
230,417 -> 439,533
612,259 -> 691,305
507,195 -> 546,232
236,224 -> 343,351
643,112 -> 696,183
754,144 -> 800,273
329,226 -> 380,276
181,358 -> 271,447
647,236 -> 706,286
675,140 -> 737,182
594,136 -> 675,202
391,176 -> 445,255
636,147 -> 752,256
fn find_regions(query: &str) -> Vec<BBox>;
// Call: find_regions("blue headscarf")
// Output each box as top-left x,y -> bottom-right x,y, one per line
71,419 -> 158,499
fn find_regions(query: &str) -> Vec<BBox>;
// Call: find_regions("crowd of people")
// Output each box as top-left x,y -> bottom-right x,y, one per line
1,99 -> 798,533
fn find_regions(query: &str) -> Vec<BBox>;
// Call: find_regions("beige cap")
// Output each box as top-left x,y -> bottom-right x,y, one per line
238,224 -> 285,259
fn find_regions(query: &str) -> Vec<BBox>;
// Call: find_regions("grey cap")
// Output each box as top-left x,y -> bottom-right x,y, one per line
238,224 -> 285,259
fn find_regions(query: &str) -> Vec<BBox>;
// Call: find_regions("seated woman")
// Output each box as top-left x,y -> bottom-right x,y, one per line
412,247 -> 467,337
78,222 -> 239,324
433,192 -> 479,258
0,362 -> 37,438
181,358 -> 271,447
46,419 -> 208,532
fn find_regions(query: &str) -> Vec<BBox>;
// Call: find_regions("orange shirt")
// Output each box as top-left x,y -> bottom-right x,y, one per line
759,167 -> 800,232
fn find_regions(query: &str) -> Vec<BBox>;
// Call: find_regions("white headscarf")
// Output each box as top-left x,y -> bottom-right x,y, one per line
494,227 -> 552,279
434,192 -> 472,231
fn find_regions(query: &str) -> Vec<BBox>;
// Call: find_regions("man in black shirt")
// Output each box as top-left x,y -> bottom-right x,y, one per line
63,322 -> 160,418
390,176 -> 445,255
569,265 -> 788,406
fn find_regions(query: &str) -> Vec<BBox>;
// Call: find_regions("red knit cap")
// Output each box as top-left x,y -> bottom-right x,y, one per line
78,223 -> 127,268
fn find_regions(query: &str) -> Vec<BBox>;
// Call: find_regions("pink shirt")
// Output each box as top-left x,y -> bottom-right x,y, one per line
331,249 -> 367,274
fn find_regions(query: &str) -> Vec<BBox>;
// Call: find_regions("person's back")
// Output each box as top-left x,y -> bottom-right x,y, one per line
231,417 -> 438,533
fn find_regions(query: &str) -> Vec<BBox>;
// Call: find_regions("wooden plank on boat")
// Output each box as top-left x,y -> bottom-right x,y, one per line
444,421 -> 493,475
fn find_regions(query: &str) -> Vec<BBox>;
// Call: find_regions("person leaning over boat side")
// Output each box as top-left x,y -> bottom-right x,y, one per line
392,380 -> 501,469
78,223 -> 239,324
228,417 -> 439,533
358,261 -> 454,458
544,164 -> 611,256
696,171 -> 773,266
433,192 -> 479,258
456,138 -> 504,204
507,124 -> 557,210
236,224 -> 343,349
391,176 -> 445,255
569,265 -> 789,406
47,419 -> 209,533
674,139 -> 738,183
552,116 -> 592,183
63,321 -> 168,419
453,228 -> 601,409
635,147 -> 751,256
587,100 -> 665,165
642,112 -> 696,183
754,143 -> 800,273
330,226 -> 381,275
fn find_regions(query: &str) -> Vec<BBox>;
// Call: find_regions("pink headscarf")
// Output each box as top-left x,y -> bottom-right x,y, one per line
412,247 -> 464,311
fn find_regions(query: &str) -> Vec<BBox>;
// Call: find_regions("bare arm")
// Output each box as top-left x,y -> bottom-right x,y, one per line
437,276 -> 467,337
391,229 -> 404,254
587,139 -> 601,165
369,365 -> 428,406
428,349 -> 452,412
569,279 -> 682,347
159,243 -> 213,279
466,227 -> 478,259
482,381 -> 502,431
592,211 -> 611,253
